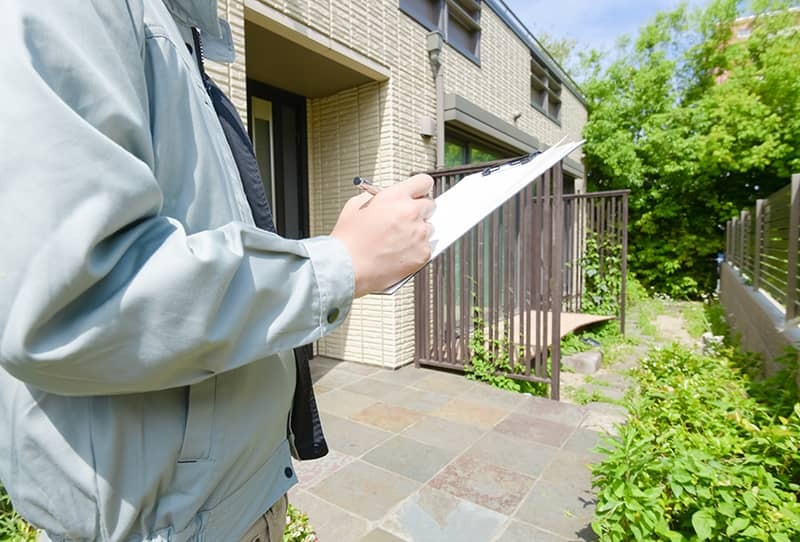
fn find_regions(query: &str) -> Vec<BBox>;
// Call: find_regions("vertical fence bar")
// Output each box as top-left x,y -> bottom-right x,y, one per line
725,220 -> 731,262
787,174 -> 799,320
739,212 -> 747,270
550,163 -> 564,401
620,193 -> 629,335
754,199 -> 765,290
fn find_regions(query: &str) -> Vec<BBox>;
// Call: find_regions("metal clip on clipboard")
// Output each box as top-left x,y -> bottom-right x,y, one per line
481,151 -> 542,177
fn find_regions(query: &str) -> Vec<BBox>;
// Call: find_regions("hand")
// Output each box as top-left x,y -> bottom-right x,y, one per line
331,174 -> 435,297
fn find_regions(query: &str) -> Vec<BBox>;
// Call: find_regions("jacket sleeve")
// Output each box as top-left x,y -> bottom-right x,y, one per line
0,1 -> 354,395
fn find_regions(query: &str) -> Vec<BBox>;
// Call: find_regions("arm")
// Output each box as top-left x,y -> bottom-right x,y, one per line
0,1 -> 354,395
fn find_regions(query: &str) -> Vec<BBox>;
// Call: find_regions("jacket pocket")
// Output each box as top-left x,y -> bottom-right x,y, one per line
178,377 -> 216,462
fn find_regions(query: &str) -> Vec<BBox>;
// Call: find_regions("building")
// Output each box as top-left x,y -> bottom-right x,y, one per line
205,0 -> 588,368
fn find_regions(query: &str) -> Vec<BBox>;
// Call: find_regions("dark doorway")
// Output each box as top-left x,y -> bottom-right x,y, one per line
247,80 -> 309,240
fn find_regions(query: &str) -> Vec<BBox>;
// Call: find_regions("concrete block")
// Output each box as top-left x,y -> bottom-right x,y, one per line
562,350 -> 602,374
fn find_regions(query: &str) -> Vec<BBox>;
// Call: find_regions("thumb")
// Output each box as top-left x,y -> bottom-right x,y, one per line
397,174 -> 434,199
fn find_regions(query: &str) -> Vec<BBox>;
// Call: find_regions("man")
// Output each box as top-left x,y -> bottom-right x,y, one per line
0,1 -> 434,541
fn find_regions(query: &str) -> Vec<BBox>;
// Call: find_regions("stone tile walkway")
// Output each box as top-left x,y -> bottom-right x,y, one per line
290,357 -> 627,542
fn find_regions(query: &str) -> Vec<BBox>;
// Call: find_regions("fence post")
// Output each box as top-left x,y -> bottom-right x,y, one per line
725,220 -> 731,262
754,199 -> 765,289
740,210 -> 748,274
787,174 -> 799,320
620,193 -> 628,336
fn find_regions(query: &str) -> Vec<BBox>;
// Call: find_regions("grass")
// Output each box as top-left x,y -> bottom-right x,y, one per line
566,385 -> 622,406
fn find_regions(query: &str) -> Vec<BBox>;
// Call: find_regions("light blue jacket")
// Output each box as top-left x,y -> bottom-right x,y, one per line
0,1 -> 354,540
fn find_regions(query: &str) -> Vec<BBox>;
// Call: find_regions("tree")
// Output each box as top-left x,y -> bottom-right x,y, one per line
582,0 -> 800,297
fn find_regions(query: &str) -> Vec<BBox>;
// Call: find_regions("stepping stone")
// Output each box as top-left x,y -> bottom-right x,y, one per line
562,351 -> 602,374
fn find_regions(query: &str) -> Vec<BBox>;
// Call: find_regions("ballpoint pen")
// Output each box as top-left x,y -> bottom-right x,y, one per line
353,176 -> 382,196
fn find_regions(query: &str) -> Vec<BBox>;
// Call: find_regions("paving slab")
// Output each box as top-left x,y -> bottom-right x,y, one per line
319,413 -> 392,457
428,454 -> 536,514
515,396 -> 587,427
383,387 -> 452,413
369,365 -> 431,386
514,479 -> 597,540
358,529 -> 408,542
539,450 -> 596,491
381,486 -> 506,542
457,382 -> 528,409
296,358 -> 619,542
494,412 -> 575,448
401,416 -> 486,452
309,460 -> 421,521
579,403 -> 627,435
494,520 -> 569,542
316,388 -> 379,419
343,377 -> 405,400
362,435 -> 458,483
293,449 -> 354,489
351,403 -> 425,433
562,428 -> 605,460
289,488 -> 370,542
432,397 -> 512,429
312,366 -> 361,389
463,431 -> 559,478
411,371 -> 480,396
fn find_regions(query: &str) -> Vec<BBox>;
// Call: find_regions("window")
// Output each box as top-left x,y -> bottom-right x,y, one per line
531,57 -> 562,123
445,136 -> 510,167
400,0 -> 481,62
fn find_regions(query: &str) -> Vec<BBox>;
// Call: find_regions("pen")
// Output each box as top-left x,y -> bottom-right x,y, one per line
353,176 -> 382,196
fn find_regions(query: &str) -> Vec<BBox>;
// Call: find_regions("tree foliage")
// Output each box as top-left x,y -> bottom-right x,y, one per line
581,0 -> 800,298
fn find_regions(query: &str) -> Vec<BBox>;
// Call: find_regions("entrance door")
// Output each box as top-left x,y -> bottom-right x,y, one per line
248,81 -> 309,240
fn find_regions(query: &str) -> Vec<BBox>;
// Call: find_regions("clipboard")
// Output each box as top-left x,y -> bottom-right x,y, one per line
380,139 -> 584,295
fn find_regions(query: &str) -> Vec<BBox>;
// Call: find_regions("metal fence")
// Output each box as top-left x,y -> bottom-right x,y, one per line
726,174 -> 800,320
414,158 -> 629,400
562,190 -> 629,333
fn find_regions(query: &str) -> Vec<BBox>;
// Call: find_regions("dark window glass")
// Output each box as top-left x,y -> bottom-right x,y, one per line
531,57 -> 561,123
399,0 -> 481,62
399,0 -> 441,31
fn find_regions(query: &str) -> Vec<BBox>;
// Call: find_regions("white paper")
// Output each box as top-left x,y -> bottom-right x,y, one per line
381,139 -> 584,294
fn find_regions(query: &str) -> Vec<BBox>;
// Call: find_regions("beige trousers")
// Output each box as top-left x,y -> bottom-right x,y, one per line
238,494 -> 288,542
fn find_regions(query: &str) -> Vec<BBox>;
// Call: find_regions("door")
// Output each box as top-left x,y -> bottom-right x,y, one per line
248,81 -> 309,240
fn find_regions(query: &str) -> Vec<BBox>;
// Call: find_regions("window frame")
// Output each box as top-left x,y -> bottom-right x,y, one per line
530,56 -> 562,125
399,0 -> 482,64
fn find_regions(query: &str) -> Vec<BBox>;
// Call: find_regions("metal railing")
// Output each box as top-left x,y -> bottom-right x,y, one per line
726,174 -> 800,320
562,190 -> 629,333
414,158 -> 629,400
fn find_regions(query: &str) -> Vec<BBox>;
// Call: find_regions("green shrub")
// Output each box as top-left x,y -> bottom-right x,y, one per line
283,504 -> 317,542
1,484 -> 36,542
592,345 -> 800,541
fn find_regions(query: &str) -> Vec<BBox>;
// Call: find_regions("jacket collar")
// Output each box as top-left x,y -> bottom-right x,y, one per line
162,0 -> 221,38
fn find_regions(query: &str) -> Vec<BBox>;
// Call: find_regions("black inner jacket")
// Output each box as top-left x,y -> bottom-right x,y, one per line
191,28 -> 328,460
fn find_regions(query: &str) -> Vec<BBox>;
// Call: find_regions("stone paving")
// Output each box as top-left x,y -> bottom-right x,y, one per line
289,357 -> 629,542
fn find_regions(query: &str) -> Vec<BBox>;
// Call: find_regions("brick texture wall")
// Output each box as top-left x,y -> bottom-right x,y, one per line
211,0 -> 587,367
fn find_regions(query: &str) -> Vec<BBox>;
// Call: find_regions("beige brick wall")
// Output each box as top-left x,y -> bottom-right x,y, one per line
218,0 -> 587,367
442,7 -> 586,162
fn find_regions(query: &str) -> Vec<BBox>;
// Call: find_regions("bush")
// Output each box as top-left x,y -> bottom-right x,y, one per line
1,484 -> 36,542
592,345 -> 800,541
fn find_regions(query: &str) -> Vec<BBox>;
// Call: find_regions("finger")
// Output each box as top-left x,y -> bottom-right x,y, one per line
399,174 -> 434,199
417,198 -> 436,220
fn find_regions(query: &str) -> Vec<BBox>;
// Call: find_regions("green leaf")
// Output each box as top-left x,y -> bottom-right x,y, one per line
726,517 -> 749,536
692,509 -> 716,540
